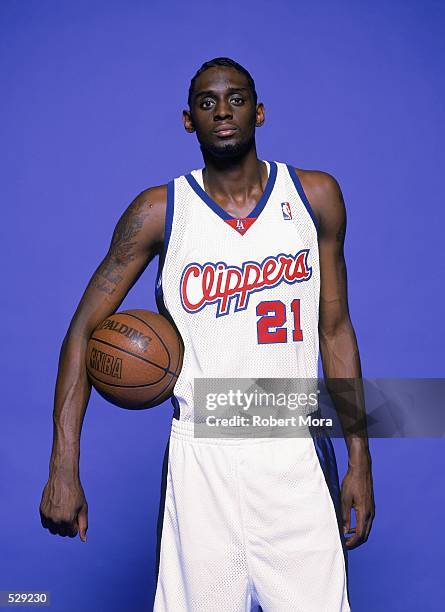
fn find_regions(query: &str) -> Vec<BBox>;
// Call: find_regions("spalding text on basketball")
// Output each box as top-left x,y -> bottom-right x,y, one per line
99,318 -> 152,351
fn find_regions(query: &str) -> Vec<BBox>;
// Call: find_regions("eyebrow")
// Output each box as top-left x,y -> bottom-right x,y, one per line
194,87 -> 249,99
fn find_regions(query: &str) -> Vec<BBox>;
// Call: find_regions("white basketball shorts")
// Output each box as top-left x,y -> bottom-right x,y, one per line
153,418 -> 350,611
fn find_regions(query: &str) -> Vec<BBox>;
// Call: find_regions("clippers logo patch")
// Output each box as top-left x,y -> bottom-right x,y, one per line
180,249 -> 312,317
281,201 -> 292,220
224,217 -> 257,235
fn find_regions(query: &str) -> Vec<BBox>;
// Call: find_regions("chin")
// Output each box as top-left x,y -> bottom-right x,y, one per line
201,138 -> 253,160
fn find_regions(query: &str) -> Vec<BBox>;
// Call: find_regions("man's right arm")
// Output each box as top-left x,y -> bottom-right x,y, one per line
39,185 -> 167,541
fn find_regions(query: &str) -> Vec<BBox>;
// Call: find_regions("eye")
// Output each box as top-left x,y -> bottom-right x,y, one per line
200,98 -> 215,109
231,96 -> 244,105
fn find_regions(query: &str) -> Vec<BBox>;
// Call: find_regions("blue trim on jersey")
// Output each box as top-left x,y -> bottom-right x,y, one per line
164,180 -> 175,257
286,165 -> 320,234
155,437 -> 170,583
155,181 -> 182,420
184,161 -> 278,221
154,147 -> 179,589
155,180 -> 174,317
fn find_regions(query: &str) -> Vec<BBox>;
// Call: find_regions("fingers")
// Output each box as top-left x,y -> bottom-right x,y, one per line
364,507 -> 375,542
341,470 -> 375,550
77,505 -> 88,542
341,486 -> 364,549
39,508 -> 86,540
344,506 -> 375,549
344,508 -> 364,549
341,492 -> 352,539
55,521 -> 77,538
42,517 -> 78,538
61,520 -> 79,538
39,508 -> 49,530
39,479 -> 89,541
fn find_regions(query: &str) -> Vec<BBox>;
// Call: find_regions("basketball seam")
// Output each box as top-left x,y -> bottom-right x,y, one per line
87,369 -> 177,389
120,311 -> 184,404
89,336 -> 178,377
90,370 -> 176,409
118,311 -> 172,371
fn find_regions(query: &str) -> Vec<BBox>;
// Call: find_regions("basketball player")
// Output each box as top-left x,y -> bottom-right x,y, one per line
40,58 -> 375,611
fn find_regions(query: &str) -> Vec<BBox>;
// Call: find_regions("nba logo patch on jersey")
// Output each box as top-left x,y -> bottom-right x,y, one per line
281,202 -> 292,220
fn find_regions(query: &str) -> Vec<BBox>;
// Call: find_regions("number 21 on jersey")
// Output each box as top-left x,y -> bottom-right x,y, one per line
256,299 -> 303,344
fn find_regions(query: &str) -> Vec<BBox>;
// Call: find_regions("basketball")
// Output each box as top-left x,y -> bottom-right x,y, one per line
86,309 -> 183,409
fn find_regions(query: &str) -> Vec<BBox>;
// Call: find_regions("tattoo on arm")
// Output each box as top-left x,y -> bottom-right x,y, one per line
91,197 -> 152,295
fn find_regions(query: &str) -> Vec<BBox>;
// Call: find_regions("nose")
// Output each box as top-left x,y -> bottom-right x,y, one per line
213,98 -> 233,121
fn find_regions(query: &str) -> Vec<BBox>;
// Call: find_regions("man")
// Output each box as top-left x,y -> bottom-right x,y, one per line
40,57 -> 375,611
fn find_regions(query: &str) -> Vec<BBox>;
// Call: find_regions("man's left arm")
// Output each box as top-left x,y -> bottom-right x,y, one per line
300,169 -> 375,549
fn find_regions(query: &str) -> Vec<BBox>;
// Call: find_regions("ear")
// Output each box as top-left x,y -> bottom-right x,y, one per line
183,109 -> 195,133
255,102 -> 265,128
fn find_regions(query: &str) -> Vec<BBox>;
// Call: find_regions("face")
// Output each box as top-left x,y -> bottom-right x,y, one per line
183,66 -> 265,159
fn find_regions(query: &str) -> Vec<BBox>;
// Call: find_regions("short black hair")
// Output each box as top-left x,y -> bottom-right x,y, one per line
188,57 -> 258,107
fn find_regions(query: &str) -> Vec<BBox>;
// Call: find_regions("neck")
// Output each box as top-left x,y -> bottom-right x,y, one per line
201,144 -> 266,202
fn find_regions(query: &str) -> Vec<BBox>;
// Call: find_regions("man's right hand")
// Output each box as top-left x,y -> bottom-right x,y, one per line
40,186 -> 166,543
39,475 -> 88,541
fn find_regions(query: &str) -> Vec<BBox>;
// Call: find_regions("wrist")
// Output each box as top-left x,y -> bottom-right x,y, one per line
347,437 -> 371,470
50,449 -> 80,479
49,463 -> 80,481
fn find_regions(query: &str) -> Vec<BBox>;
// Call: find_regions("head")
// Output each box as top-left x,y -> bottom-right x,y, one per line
183,57 -> 265,160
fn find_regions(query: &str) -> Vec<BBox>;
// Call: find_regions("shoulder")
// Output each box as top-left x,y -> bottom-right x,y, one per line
295,168 -> 342,206
114,184 -> 168,246
127,183 -> 168,221
132,184 -> 168,210
294,168 -> 345,231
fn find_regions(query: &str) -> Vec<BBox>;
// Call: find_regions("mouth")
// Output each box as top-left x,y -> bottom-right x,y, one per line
213,125 -> 238,138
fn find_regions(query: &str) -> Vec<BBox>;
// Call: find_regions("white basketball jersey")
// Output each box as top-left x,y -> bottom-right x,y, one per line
156,160 -> 320,422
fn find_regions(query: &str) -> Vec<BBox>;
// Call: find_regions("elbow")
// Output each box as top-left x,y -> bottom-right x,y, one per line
319,315 -> 354,345
61,325 -> 91,354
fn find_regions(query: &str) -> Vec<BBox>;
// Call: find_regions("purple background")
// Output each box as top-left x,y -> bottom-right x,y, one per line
1,0 -> 444,610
